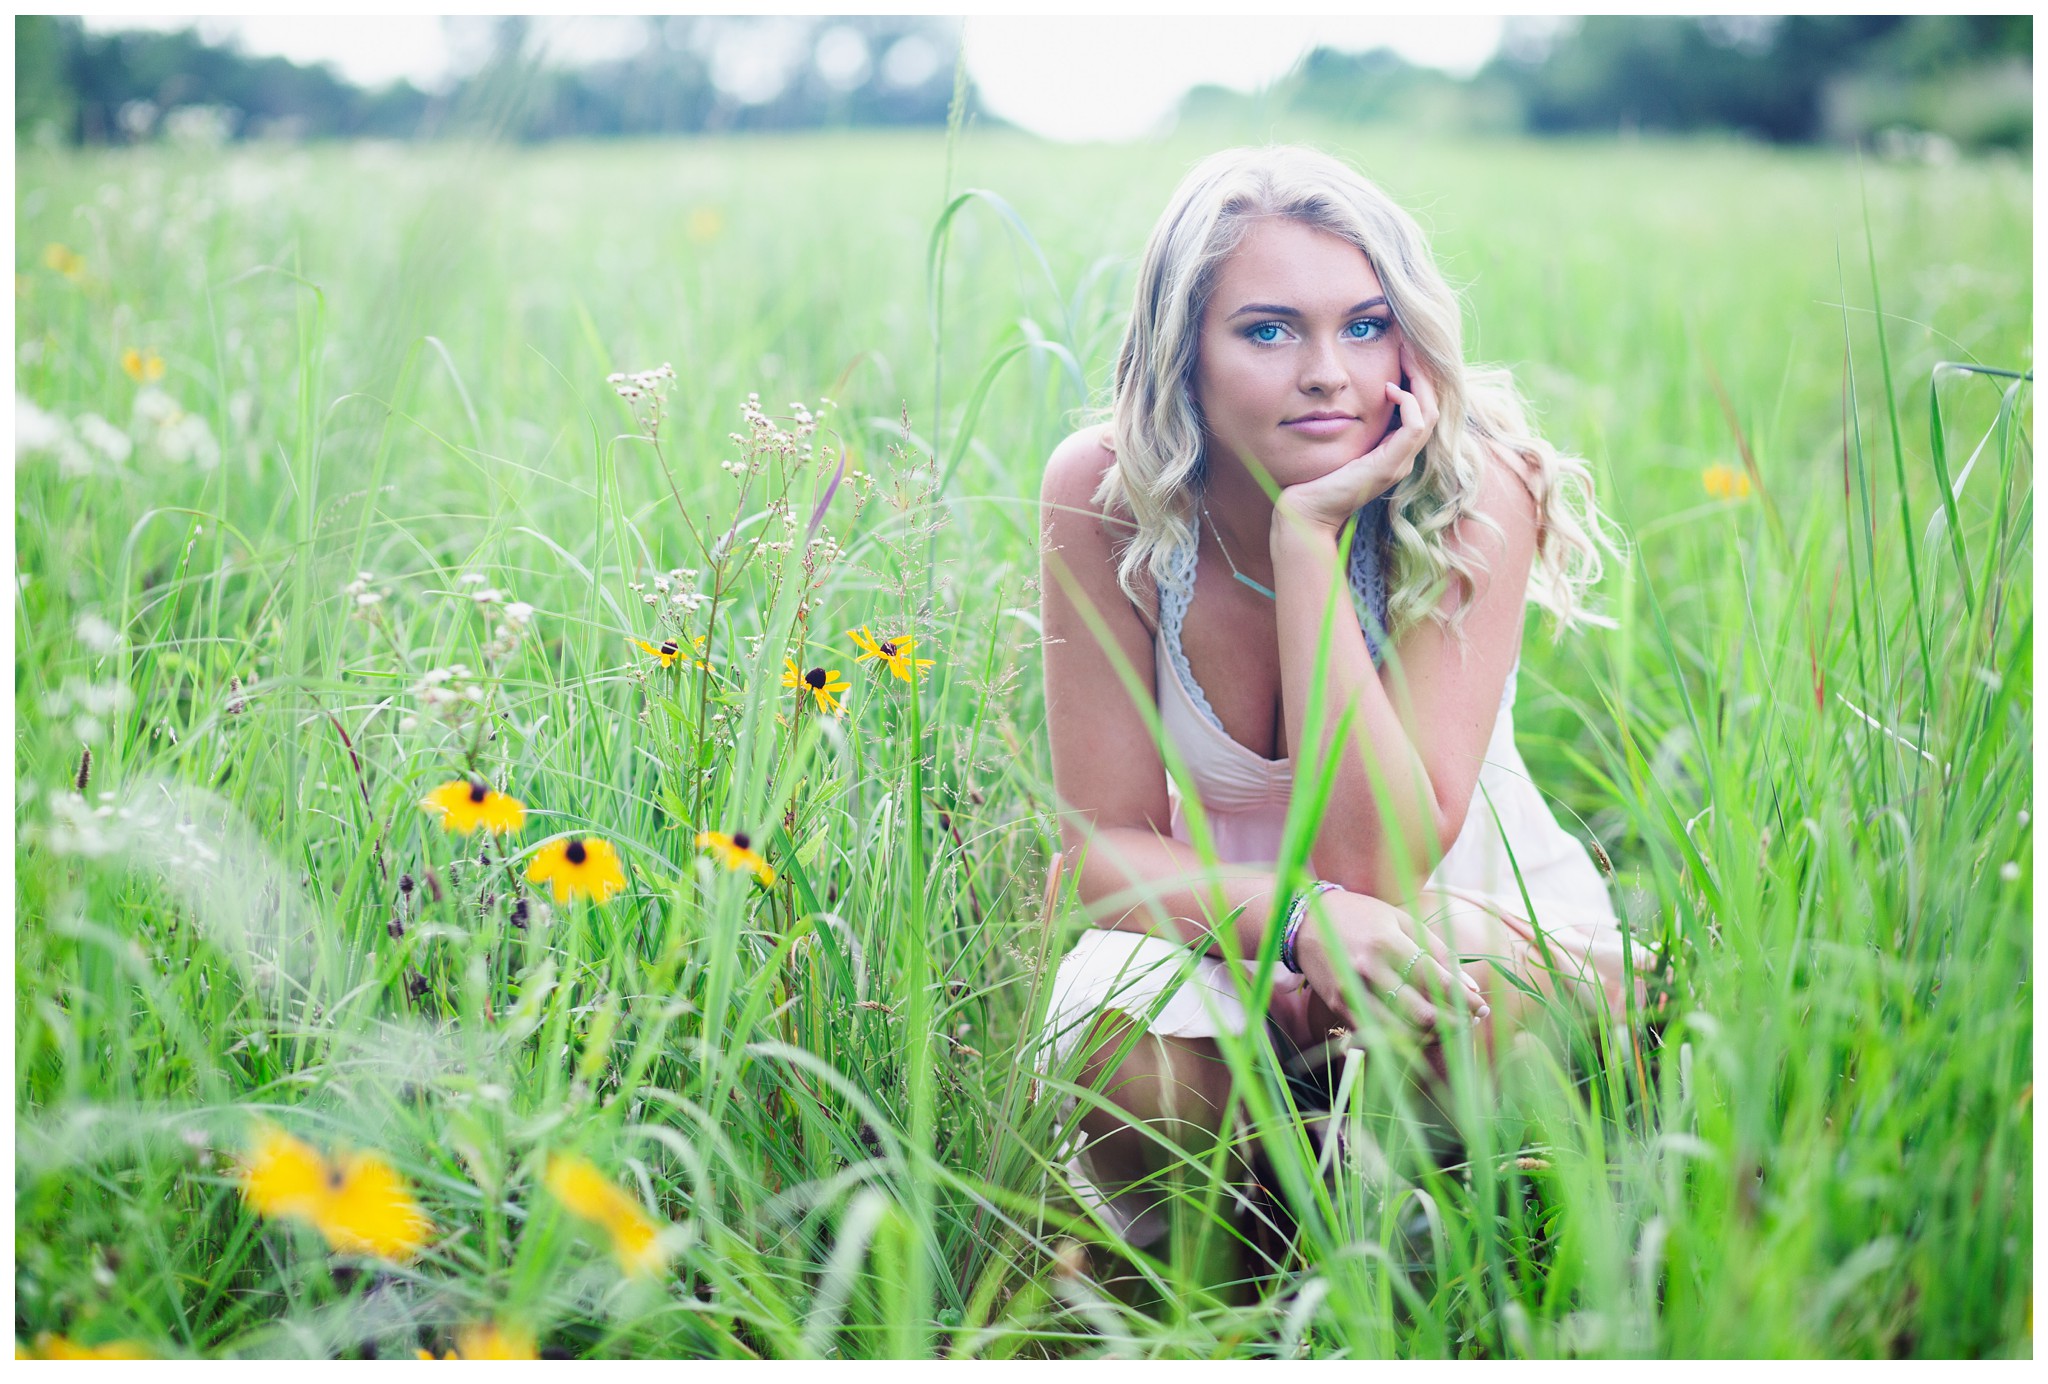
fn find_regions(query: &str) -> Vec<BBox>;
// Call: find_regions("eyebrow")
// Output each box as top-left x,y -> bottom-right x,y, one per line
1227,297 -> 1389,320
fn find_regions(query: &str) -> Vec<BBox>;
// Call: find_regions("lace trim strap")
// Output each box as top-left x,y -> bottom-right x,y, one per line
1156,533 -> 1224,731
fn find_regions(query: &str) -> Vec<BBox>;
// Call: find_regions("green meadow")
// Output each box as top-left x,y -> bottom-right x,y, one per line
12,119 -> 2032,1358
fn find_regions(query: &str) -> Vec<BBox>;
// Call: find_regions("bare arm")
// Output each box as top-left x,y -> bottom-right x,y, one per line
1039,427 -> 1273,956
1267,344 -> 1537,901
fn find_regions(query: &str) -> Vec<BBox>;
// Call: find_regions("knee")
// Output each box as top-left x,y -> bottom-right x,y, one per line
1075,1011 -> 1234,1149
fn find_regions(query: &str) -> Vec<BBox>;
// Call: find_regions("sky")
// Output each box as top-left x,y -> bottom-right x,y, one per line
79,13 -> 1510,144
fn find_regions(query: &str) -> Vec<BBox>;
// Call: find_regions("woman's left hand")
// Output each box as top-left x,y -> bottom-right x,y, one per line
1273,339 -> 1439,537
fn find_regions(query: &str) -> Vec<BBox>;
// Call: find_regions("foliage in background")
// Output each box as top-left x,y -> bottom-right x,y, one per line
12,118 -> 2033,1359
14,14 -> 966,147
17,14 -> 2031,152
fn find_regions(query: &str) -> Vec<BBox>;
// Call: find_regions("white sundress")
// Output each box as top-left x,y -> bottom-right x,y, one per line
1037,497 -> 1636,1244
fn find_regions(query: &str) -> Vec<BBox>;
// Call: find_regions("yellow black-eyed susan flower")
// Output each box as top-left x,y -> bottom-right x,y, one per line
1701,463 -> 1753,500
634,635 -> 707,670
16,1334 -> 152,1360
695,829 -> 775,886
544,1152 -> 668,1277
416,1324 -> 537,1360
526,835 -> 627,904
848,626 -> 935,683
782,659 -> 849,714
420,776 -> 527,836
121,346 -> 166,383
42,243 -> 85,281
238,1124 -> 432,1261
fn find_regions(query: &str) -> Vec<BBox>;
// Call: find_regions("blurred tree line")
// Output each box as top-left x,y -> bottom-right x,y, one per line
1192,15 -> 2029,153
16,13 -> 2032,152
14,15 -> 965,146
1487,14 -> 2031,149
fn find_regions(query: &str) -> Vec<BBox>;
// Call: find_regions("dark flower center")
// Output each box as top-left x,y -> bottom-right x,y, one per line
879,640 -> 898,656
468,777 -> 489,803
565,839 -> 588,865
732,832 -> 751,850
805,667 -> 828,689
325,1164 -> 346,1192
660,639 -> 679,656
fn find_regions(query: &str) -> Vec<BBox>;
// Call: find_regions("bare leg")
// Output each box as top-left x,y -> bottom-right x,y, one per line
1070,1010 -> 1256,1299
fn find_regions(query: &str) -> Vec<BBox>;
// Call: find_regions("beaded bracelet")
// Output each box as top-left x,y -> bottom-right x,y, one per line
1279,880 -> 1341,974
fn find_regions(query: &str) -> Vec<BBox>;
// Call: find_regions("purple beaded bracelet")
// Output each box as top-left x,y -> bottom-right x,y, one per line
1279,880 -> 1341,974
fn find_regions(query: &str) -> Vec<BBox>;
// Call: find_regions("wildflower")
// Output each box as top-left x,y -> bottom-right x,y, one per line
544,1153 -> 668,1277
686,207 -> 724,243
17,1334 -> 151,1360
695,829 -> 775,887
238,1123 -> 432,1261
420,776 -> 526,836
121,347 -> 166,383
416,1322 -> 538,1361
42,242 -> 85,280
1701,463 -> 1753,500
782,659 -> 849,714
526,836 -> 627,904
635,635 -> 707,670
74,412 -> 132,464
131,386 -> 218,466
76,611 -> 122,654
848,626 -> 935,683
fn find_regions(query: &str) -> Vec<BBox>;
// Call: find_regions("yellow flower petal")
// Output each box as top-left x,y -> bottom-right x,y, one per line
23,1334 -> 151,1360
239,1125 -> 432,1261
1702,463 -> 1752,500
453,1323 -> 536,1360
848,626 -> 933,683
694,830 -> 775,886
525,836 -> 627,904
421,777 -> 526,836
545,1153 -> 669,1277
316,1149 -> 434,1260
240,1124 -> 328,1220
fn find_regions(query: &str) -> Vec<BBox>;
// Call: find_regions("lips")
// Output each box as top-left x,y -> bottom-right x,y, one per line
1281,412 -> 1360,438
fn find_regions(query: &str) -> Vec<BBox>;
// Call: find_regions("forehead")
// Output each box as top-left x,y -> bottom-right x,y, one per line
1211,216 -> 1382,306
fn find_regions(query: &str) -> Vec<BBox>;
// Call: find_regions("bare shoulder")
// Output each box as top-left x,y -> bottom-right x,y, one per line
1039,423 -> 1155,625
1460,439 -> 1541,550
1039,423 -> 1118,511
1480,437 -> 1544,519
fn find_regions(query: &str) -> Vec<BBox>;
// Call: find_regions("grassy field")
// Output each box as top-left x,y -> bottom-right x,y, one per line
12,117 -> 2032,1358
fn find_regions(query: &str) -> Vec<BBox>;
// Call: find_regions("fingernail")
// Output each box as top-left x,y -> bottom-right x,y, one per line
1477,1004 -> 1491,1020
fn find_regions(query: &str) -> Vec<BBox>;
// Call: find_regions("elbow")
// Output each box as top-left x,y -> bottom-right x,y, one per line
1320,805 -> 1466,902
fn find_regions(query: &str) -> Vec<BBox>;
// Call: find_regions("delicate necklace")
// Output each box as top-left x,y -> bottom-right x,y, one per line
1202,503 -> 1276,601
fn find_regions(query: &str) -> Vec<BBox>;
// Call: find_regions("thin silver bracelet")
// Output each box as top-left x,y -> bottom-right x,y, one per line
1279,880 -> 1341,974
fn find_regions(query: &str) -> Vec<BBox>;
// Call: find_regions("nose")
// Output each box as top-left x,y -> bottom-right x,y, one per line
1297,332 -> 1347,397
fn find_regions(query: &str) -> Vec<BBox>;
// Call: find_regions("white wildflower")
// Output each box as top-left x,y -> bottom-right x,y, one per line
15,395 -> 93,476
75,412 -> 133,464
76,612 -> 123,654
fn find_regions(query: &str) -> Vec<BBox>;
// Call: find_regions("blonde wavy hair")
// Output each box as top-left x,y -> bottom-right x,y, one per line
1095,144 -> 1616,639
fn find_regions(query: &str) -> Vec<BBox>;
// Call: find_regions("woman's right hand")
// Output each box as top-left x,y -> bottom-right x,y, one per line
1293,888 -> 1488,1032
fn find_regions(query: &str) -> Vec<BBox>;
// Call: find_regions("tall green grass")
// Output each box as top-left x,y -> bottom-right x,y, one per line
13,123 -> 2030,1357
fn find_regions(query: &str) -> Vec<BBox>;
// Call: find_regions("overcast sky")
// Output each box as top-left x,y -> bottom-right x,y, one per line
80,14 -> 1510,143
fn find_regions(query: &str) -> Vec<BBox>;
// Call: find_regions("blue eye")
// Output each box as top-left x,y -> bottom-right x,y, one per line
1249,322 -> 1285,344
1347,317 -> 1389,340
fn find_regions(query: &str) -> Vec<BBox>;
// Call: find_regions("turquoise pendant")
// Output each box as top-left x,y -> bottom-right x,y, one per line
1232,571 -> 1277,601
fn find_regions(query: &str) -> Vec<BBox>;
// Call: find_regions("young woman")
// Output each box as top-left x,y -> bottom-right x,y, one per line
1037,146 -> 1643,1250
